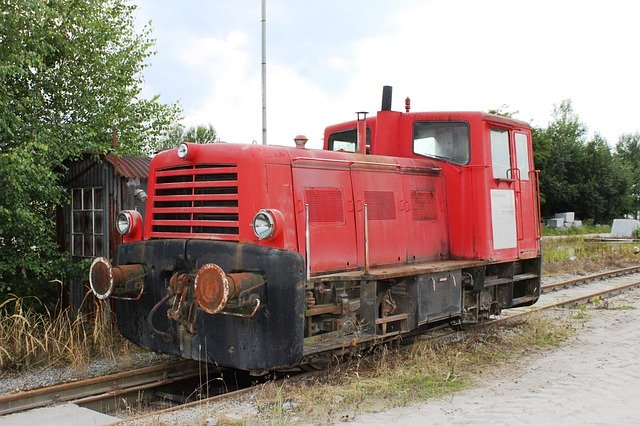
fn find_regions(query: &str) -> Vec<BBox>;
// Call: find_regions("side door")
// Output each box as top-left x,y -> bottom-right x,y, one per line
512,131 -> 539,256
488,127 -> 538,257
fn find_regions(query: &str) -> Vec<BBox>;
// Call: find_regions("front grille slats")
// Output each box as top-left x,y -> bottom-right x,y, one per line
150,163 -> 240,240
150,232 -> 240,241
153,219 -> 239,228
155,166 -> 237,178
153,194 -> 239,202
154,180 -> 238,190
152,207 -> 238,214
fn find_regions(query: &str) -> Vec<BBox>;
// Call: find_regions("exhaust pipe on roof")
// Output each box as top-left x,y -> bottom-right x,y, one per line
381,85 -> 392,111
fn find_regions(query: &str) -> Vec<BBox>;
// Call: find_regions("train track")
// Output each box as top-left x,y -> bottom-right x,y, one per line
2,265 -> 640,421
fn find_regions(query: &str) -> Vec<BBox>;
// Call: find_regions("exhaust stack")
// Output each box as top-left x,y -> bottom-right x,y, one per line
381,85 -> 393,111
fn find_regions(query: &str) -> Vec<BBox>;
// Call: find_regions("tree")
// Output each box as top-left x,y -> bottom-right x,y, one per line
533,100 -> 633,223
533,100 -> 587,216
0,0 -> 180,302
615,132 -> 640,218
154,123 -> 217,153
575,134 -> 632,223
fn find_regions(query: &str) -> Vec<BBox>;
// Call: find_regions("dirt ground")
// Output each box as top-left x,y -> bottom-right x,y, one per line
342,290 -> 640,425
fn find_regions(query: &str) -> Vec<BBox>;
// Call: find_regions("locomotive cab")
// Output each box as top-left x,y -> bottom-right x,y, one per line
89,86 -> 541,372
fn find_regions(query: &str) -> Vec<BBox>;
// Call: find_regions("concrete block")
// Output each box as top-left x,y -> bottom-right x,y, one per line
554,212 -> 575,222
610,219 -> 640,238
571,220 -> 582,228
547,218 -> 565,228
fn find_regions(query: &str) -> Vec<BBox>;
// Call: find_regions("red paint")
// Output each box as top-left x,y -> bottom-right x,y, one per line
140,109 -> 539,276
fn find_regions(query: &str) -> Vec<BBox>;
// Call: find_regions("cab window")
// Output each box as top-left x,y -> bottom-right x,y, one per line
413,121 -> 470,165
328,128 -> 370,152
490,128 -> 511,179
514,132 -> 530,181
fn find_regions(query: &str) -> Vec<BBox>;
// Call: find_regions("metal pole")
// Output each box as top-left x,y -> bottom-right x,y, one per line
305,204 -> 311,281
364,203 -> 370,274
261,0 -> 267,145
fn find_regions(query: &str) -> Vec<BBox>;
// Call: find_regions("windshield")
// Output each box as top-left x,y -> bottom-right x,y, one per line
413,121 -> 470,165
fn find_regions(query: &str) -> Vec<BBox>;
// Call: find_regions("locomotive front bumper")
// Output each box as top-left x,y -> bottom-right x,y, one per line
95,239 -> 306,372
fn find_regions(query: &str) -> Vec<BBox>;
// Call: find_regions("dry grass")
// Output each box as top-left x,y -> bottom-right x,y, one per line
0,294 -> 130,371
542,237 -> 640,276
252,314 -> 574,424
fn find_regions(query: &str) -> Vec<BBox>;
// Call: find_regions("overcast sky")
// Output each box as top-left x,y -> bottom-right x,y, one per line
135,0 -> 640,148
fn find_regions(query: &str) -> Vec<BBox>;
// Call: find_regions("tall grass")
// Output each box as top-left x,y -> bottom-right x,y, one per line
0,295 -> 128,371
542,223 -> 610,236
253,315 -> 573,424
542,236 -> 640,276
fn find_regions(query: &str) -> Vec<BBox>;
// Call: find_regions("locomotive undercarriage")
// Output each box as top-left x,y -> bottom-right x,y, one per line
97,239 -> 540,372
301,257 -> 541,364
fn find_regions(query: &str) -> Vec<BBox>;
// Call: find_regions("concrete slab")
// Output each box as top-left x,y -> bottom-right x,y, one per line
547,218 -> 564,228
0,403 -> 118,426
554,212 -> 575,222
610,218 -> 640,238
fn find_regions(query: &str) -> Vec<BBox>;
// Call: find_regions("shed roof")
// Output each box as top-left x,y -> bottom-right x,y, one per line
104,154 -> 151,179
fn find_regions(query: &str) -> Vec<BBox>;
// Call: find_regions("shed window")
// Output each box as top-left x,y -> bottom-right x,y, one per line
71,187 -> 104,257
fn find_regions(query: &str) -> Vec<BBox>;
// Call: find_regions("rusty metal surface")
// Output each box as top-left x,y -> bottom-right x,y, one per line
104,154 -> 151,179
89,258 -> 145,299
310,258 -> 490,282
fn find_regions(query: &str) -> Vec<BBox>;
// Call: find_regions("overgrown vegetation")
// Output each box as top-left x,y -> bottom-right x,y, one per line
542,236 -> 640,276
247,316 -> 573,424
0,0 -> 180,304
0,295 -> 130,371
542,223 -> 611,236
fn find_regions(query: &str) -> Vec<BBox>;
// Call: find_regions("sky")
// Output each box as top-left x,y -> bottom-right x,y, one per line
135,0 -> 640,149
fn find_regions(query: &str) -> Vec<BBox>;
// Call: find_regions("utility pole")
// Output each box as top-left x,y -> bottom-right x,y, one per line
261,0 -> 267,145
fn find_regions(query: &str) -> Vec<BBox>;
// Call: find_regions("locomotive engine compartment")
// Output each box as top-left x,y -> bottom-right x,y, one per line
89,86 -> 542,373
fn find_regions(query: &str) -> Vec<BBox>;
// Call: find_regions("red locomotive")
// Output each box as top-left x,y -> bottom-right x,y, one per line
89,87 -> 541,372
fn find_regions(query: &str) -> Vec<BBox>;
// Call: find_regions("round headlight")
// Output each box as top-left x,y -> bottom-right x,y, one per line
177,143 -> 188,159
252,210 -> 275,239
116,211 -> 132,235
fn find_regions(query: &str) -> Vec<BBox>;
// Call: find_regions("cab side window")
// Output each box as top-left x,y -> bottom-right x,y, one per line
490,128 -> 511,179
328,128 -> 370,152
514,132 -> 530,181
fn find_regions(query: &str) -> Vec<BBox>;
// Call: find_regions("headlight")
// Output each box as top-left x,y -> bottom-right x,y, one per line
177,143 -> 188,159
252,210 -> 276,239
116,211 -> 132,235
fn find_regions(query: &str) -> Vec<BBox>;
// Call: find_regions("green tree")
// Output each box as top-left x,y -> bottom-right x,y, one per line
615,132 -> 640,218
575,134 -> 632,223
0,0 -> 180,302
533,100 -> 633,223
154,123 -> 217,152
533,99 -> 586,216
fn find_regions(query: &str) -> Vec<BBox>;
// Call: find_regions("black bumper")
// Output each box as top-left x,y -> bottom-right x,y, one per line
113,239 -> 306,371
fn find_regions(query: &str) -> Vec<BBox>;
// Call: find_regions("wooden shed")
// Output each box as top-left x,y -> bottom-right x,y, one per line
58,153 -> 151,312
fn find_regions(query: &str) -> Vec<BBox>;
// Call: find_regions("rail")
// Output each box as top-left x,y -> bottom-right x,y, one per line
3,265 -> 640,420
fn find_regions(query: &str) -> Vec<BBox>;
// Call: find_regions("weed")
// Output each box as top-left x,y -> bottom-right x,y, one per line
573,304 -> 589,319
543,237 -> 640,277
0,295 -> 130,371
251,315 -> 572,424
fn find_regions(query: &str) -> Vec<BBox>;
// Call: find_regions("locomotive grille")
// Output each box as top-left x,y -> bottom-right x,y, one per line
150,163 -> 239,241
